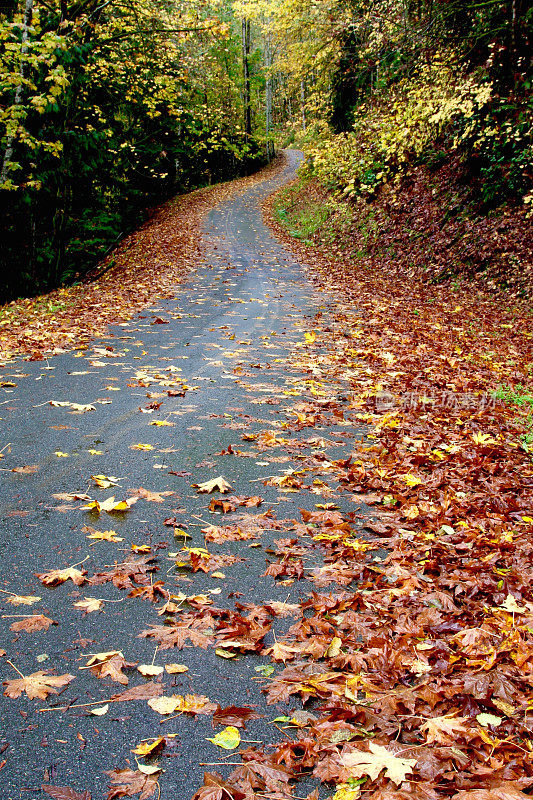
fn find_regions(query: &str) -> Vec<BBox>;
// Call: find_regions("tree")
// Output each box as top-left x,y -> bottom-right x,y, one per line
0,0 -> 268,300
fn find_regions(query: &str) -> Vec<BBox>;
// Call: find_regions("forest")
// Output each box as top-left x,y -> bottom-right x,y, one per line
0,0 -> 531,301
1,3 -> 533,799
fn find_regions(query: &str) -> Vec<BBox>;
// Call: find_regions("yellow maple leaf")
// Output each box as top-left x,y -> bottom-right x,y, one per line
400,473 -> 422,487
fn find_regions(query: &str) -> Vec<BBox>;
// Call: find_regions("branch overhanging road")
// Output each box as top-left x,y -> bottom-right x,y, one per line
0,152 -> 370,799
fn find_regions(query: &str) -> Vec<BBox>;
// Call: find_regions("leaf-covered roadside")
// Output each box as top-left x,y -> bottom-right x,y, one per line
252,190 -> 533,796
0,158 -> 284,363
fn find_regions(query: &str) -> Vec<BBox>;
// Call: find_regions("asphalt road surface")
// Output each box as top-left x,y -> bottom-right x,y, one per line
0,151 -> 366,800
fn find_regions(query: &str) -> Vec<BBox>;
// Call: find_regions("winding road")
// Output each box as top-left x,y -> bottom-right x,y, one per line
0,151 -> 364,800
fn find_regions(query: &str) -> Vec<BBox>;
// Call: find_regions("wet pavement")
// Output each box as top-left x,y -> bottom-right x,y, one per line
0,151 -> 366,799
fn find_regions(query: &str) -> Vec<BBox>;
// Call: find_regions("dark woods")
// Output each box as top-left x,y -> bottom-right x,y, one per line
0,0 -> 266,302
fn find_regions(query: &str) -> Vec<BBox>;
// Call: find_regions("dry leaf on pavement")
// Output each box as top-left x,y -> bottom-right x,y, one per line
4,670 -> 74,700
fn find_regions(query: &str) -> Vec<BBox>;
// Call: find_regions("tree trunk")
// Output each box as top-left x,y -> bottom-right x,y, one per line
242,17 -> 251,143
1,0 -> 34,186
300,79 -> 306,131
265,33 -> 274,161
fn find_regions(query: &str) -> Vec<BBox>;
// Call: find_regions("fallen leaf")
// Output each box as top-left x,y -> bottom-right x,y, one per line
37,567 -> 87,587
50,401 -> 95,414
6,594 -> 41,606
11,465 -> 39,474
131,737 -> 165,757
341,743 -> 417,785
191,773 -> 246,800
135,764 -> 161,777
111,682 -> 164,702
85,651 -> 137,685
421,714 -> 470,744
215,648 -> 238,659
206,725 -> 241,750
74,597 -> 104,614
83,497 -> 138,513
133,487 -> 174,503
88,704 -> 109,716
452,787 -> 532,800
193,476 -> 232,494
476,713 -> 502,727
3,670 -> 74,700
147,696 -> 180,716
326,636 -> 342,658
91,474 -> 120,489
332,785 -> 359,800
41,787 -> 91,800
9,614 -> 57,632
53,492 -> 91,502
498,594 -> 527,613
84,527 -> 124,543
106,768 -> 158,800
148,694 -> 217,716
137,665 -> 164,678
212,705 -> 263,728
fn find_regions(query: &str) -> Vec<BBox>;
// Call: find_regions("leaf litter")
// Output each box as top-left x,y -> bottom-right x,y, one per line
1,156 -> 532,800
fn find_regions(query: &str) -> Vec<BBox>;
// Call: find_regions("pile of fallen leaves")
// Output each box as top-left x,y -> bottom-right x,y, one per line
0,157 -> 285,362
2,159 -> 533,800
276,162 -> 533,303
249,186 -> 533,797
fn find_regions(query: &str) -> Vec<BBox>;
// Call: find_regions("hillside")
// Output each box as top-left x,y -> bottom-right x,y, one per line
274,151 -> 532,301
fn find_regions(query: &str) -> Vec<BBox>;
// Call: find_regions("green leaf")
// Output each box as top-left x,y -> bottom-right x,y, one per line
254,664 -> 275,677
206,725 -> 241,750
